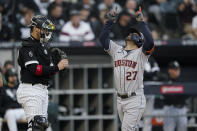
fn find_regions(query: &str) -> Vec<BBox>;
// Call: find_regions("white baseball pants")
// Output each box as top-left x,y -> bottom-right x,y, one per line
4,108 -> 26,131
16,83 -> 48,131
163,106 -> 188,131
117,94 -> 146,131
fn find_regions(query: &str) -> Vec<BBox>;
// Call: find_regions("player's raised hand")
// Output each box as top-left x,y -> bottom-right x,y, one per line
105,6 -> 118,23
136,6 -> 144,22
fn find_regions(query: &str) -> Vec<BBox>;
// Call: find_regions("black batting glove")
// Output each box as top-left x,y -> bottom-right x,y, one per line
136,7 -> 144,22
105,7 -> 118,23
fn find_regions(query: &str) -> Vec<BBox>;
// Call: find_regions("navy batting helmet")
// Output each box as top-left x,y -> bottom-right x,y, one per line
125,28 -> 144,48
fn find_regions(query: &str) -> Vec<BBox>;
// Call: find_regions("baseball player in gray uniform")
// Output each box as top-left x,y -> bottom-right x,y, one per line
99,7 -> 155,131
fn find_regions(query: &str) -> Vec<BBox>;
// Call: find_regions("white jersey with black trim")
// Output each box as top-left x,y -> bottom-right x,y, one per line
106,40 -> 149,94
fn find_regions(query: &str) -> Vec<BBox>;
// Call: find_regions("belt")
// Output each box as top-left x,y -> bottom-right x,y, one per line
117,92 -> 136,99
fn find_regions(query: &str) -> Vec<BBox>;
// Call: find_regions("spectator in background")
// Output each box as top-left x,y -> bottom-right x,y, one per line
48,3 -> 65,41
124,0 -> 137,16
59,10 -> 95,42
74,0 -> 95,11
80,7 -> 91,22
79,6 -> 101,39
33,0 -> 52,15
163,61 -> 188,131
74,0 -> 98,18
0,3 -> 12,41
178,0 -> 197,24
17,0 -> 40,14
98,0 -> 122,13
15,9 -> 34,40
143,11 -> 161,40
178,0 -> 197,35
1,61 -> 14,86
73,0 -> 100,28
48,0 -> 72,21
91,7 -> 108,38
79,0 -> 95,9
111,11 -> 132,40
190,14 -> 197,39
148,0 -> 164,25
151,27 -> 160,40
148,0 -> 179,34
2,61 -> 14,75
0,68 -> 25,131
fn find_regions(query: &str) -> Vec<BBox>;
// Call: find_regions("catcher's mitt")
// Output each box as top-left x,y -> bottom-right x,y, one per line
51,48 -> 67,65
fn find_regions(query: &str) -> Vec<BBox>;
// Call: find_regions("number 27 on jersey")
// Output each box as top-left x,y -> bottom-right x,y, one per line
126,71 -> 138,80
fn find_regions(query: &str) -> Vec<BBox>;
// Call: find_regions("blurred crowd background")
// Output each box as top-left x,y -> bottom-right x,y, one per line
1,0 -> 197,42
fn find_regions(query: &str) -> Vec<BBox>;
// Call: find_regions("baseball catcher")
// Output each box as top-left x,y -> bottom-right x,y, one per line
17,15 -> 68,131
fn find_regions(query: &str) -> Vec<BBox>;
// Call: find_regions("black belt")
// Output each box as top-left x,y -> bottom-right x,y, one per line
117,92 -> 136,99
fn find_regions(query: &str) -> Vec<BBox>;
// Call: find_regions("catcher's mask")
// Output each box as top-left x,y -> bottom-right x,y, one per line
29,15 -> 55,44
125,28 -> 144,48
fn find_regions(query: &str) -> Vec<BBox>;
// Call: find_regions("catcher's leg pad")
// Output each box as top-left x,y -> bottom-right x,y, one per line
28,115 -> 49,131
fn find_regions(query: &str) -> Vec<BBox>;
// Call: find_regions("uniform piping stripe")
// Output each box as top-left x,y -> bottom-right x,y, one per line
120,66 -> 121,92
25,60 -> 39,67
134,95 -> 143,129
123,67 -> 125,92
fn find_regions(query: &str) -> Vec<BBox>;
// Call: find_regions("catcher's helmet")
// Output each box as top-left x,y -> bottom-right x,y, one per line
29,15 -> 55,43
126,28 -> 144,48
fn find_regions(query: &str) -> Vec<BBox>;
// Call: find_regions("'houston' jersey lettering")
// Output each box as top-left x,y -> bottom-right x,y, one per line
106,40 -> 149,93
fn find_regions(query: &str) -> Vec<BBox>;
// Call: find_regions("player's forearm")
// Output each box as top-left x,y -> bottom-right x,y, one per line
138,22 -> 155,53
99,20 -> 113,50
27,64 -> 59,76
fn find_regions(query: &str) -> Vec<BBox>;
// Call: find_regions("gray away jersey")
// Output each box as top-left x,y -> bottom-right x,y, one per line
106,40 -> 149,94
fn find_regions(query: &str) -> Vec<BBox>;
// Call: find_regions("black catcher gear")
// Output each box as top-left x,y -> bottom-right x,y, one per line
51,48 -> 67,65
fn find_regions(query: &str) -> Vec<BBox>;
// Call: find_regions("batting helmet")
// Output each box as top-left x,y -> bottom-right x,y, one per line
126,28 -> 144,48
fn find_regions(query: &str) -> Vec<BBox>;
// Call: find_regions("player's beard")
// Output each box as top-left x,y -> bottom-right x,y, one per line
125,36 -> 137,49
125,34 -> 132,42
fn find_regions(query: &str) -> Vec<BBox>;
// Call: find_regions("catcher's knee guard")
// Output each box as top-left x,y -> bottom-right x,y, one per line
28,115 -> 49,131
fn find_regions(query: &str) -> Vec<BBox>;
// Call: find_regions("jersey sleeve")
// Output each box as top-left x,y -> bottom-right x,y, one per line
139,47 -> 150,62
138,22 -> 155,55
21,47 -> 39,67
105,40 -> 122,59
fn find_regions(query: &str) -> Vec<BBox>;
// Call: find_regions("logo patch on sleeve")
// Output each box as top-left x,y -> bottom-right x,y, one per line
44,49 -> 48,55
29,51 -> 33,57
